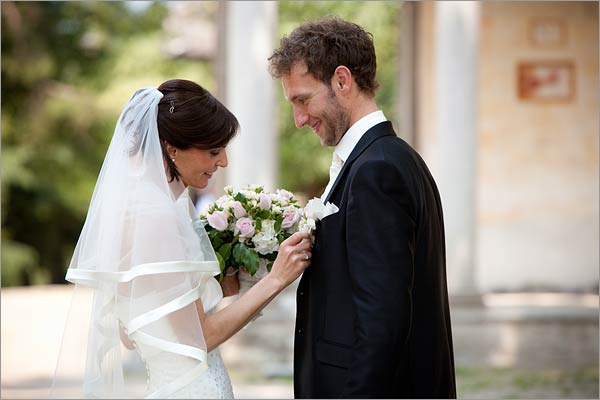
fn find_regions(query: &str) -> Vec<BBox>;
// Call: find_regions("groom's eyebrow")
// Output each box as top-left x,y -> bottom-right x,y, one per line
289,93 -> 309,103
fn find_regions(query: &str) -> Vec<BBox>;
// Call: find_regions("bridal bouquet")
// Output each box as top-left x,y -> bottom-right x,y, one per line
199,184 -> 338,294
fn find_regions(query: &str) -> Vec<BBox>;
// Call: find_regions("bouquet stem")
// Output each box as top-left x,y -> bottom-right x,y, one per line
238,258 -> 270,296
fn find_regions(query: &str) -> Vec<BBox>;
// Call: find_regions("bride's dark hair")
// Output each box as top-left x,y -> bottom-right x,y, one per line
157,79 -> 239,182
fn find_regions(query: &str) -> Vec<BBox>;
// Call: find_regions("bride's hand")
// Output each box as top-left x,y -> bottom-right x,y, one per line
268,232 -> 312,288
220,268 -> 240,297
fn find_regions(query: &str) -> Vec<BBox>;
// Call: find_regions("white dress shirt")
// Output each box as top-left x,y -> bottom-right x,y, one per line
322,110 -> 387,200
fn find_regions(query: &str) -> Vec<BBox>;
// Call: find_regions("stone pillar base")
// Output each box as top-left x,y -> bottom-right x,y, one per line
450,292 -> 484,308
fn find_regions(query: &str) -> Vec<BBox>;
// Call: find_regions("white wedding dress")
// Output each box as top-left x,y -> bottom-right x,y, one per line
145,348 -> 233,399
120,275 -> 234,399
130,309 -> 233,399
107,200 -> 236,399
55,87 -> 236,399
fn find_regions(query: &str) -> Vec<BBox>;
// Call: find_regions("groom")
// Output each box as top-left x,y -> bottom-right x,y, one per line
269,17 -> 456,398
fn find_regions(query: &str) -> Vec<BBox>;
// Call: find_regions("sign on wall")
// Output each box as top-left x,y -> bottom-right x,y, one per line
518,61 -> 575,102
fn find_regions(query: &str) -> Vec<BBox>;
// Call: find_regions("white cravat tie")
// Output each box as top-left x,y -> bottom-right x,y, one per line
322,152 -> 344,199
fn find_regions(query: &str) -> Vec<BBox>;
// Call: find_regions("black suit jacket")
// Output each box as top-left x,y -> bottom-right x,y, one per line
294,121 -> 456,398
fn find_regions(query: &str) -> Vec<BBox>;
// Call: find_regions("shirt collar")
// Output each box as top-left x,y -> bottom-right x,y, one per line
334,110 -> 387,163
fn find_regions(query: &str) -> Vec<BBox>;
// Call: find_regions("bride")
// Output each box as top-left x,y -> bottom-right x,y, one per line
52,79 -> 312,399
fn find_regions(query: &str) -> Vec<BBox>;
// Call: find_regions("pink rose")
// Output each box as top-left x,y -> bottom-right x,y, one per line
281,209 -> 300,229
258,193 -> 272,210
232,201 -> 247,218
235,217 -> 255,238
207,210 -> 229,231
276,189 -> 294,200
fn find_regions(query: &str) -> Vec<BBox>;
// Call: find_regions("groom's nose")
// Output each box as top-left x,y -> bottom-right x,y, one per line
294,108 -> 309,128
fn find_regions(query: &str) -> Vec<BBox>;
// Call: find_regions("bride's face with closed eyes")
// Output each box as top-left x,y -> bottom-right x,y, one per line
168,145 -> 228,189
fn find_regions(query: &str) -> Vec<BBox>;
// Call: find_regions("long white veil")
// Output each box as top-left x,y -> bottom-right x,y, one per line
52,87 -> 222,398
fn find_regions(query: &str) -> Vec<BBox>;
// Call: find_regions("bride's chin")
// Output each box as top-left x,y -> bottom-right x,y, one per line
195,179 -> 209,189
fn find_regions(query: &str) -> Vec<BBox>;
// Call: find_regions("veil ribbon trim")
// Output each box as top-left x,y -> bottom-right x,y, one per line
54,87 -> 224,399
66,260 -> 219,285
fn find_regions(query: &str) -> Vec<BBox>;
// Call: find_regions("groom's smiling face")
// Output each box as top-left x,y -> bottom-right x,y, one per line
282,63 -> 350,147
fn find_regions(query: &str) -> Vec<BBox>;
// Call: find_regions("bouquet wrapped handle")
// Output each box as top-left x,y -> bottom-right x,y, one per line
236,258 -> 270,322
238,258 -> 270,296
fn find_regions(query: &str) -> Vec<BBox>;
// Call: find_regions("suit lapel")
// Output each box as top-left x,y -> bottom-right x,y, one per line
324,121 -> 396,203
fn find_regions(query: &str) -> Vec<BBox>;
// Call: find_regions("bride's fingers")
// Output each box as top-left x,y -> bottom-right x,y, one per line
279,237 -> 311,264
283,231 -> 311,247
295,250 -> 311,263
296,238 -> 312,252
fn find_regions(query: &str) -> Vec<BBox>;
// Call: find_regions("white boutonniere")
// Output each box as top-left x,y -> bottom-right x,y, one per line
298,197 -> 339,234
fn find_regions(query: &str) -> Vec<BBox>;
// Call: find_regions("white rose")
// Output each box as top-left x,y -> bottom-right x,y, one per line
271,205 -> 283,214
304,197 -> 339,221
252,220 -> 279,254
299,218 -> 316,233
242,190 -> 258,200
252,233 -> 280,255
215,194 -> 231,208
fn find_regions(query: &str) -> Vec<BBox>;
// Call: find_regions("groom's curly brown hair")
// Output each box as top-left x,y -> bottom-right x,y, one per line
268,17 -> 380,98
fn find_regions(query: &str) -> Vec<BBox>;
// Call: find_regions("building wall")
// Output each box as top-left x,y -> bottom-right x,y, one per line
416,2 -> 599,292
477,2 -> 598,291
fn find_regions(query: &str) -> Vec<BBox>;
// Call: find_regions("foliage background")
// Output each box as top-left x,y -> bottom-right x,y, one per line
1,1 -> 400,287
276,1 -> 399,196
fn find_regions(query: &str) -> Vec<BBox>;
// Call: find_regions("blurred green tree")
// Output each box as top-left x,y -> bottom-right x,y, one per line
276,1 -> 400,197
1,1 -> 212,286
1,1 -> 400,287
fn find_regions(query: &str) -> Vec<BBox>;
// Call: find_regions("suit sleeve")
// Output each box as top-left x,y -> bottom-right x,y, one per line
342,159 -> 416,397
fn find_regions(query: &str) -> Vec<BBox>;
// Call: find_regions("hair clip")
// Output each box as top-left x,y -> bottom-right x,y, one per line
169,101 -> 175,114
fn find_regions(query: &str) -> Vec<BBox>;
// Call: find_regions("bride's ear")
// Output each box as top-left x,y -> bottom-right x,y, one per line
165,142 -> 177,161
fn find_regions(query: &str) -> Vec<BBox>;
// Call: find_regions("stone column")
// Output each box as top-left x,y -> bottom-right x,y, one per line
434,2 -> 481,302
220,1 -> 278,191
397,2 -> 416,146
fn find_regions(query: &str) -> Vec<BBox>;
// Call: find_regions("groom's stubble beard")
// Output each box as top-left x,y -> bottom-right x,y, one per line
320,87 -> 351,147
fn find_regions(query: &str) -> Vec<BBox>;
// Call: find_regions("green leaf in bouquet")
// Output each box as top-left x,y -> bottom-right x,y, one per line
246,250 -> 260,275
218,243 -> 232,261
215,238 -> 225,249
234,192 -> 247,203
274,215 -> 283,232
266,261 -> 273,272
208,229 -> 223,247
255,218 -> 262,231
215,251 -> 225,282
233,243 -> 260,276
277,233 -> 285,244
256,209 -> 270,219
232,242 -> 246,267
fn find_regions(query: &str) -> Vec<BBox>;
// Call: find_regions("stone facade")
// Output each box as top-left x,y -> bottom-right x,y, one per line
413,2 -> 599,293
